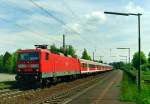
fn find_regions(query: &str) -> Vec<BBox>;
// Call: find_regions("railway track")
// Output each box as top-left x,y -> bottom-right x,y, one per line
0,90 -> 22,99
33,71 -> 114,104
0,88 -> 42,104
0,89 -> 10,93
0,71 -> 113,104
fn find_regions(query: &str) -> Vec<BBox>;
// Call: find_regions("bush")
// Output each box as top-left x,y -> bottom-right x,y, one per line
141,64 -> 150,71
137,84 -> 150,104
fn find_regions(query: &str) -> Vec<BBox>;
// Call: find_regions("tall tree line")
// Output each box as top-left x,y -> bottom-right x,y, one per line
49,44 -> 77,58
49,44 -> 92,60
0,52 -> 17,73
131,51 -> 150,71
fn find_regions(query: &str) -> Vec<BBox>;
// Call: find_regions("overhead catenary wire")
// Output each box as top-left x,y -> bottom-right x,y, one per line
0,17 -> 62,43
61,0 -> 81,21
28,0 -> 99,51
60,0 -> 103,53
0,17 -> 41,36
28,0 -> 71,31
27,0 -> 110,62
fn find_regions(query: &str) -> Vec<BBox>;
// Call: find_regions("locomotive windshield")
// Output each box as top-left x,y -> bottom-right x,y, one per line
18,52 -> 39,61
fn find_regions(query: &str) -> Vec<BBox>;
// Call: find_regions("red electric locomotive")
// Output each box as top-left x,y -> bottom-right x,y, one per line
16,45 -> 80,85
15,45 -> 112,86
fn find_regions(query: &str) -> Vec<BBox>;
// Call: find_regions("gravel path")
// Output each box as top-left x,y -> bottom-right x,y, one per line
0,73 -> 15,82
66,70 -> 135,104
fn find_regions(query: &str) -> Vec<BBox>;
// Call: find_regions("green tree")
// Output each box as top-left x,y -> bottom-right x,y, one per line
1,51 -> 17,73
81,48 -> 91,60
11,52 -> 17,73
148,52 -> 150,63
132,51 -> 147,69
49,44 -> 78,58
0,55 -> 3,72
66,45 -> 77,58
3,52 -> 11,65
6,56 -> 13,73
59,46 -> 64,54
49,44 -> 60,54
3,52 -> 11,72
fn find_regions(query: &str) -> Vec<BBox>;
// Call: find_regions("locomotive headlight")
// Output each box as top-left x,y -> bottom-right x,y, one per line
18,64 -> 26,68
18,69 -> 21,72
35,69 -> 39,72
31,64 -> 39,68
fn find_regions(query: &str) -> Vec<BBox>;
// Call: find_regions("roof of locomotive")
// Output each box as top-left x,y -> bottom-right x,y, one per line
17,48 -> 50,53
17,48 -> 69,57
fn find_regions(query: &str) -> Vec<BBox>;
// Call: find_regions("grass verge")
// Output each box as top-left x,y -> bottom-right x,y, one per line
137,83 -> 150,104
120,72 -> 137,102
120,71 -> 150,104
0,81 -> 16,89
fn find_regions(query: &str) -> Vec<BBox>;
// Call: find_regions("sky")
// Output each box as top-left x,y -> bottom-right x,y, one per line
0,0 -> 150,63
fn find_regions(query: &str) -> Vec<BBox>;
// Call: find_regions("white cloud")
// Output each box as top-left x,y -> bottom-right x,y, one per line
84,11 -> 106,31
63,11 -> 106,34
69,23 -> 82,33
85,11 -> 106,24
125,2 -> 144,13
62,23 -> 82,34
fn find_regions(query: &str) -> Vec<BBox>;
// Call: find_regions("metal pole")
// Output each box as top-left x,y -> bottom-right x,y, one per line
99,56 -> 104,63
63,34 -> 65,54
138,14 -> 141,92
93,52 -> 95,61
100,56 -> 103,61
104,11 -> 142,92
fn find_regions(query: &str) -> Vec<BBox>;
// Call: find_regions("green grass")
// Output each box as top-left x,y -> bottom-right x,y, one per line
120,72 -> 138,102
137,83 -> 150,104
141,71 -> 150,81
142,71 -> 150,75
0,81 -> 16,89
120,71 -> 150,104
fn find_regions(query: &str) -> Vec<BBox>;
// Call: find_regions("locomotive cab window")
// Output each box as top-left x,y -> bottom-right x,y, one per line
18,52 -> 39,61
45,53 -> 49,60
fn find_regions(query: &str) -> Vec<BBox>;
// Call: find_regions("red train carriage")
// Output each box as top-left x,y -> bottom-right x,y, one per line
16,45 -> 113,85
